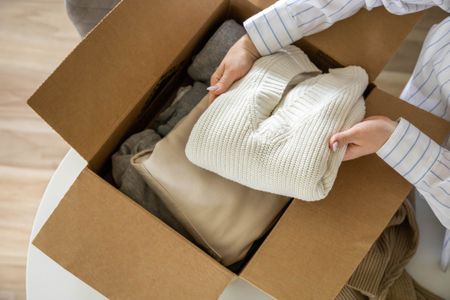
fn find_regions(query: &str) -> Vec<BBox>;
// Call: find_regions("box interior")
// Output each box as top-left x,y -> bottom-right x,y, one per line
91,1 -> 406,275
97,3 -> 292,275
94,2 -> 428,276
28,0 -> 450,299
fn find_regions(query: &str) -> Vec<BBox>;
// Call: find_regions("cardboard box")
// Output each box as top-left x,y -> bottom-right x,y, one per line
28,0 -> 450,299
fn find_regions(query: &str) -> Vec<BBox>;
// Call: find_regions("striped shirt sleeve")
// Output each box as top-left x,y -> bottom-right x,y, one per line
244,0 -> 450,56
376,118 -> 450,231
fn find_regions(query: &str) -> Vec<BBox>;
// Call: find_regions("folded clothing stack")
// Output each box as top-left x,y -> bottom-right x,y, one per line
131,96 -> 289,266
113,20 -> 277,267
186,45 -> 368,201
94,15 -> 429,295
112,20 -> 245,232
112,21 -> 367,266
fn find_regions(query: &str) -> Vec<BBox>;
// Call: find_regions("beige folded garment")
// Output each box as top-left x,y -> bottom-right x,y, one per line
337,197 -> 443,300
131,95 -> 289,266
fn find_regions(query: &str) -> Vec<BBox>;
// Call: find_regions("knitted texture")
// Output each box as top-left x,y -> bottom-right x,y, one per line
185,45 -> 368,201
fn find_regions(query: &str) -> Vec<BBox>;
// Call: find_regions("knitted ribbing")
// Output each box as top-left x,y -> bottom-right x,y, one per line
186,45 -> 368,201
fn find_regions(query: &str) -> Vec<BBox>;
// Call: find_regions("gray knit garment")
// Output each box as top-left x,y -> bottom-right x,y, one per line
156,82 -> 208,136
187,19 -> 246,83
65,0 -> 120,37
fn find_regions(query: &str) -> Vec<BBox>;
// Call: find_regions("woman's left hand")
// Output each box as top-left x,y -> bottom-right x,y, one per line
329,116 -> 398,161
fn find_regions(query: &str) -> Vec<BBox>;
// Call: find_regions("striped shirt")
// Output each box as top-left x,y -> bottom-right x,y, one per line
244,0 -> 450,270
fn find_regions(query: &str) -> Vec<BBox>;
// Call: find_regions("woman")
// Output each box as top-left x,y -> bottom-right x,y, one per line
208,0 -> 450,273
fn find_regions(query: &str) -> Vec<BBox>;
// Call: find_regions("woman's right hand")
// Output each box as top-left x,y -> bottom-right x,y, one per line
208,34 -> 261,102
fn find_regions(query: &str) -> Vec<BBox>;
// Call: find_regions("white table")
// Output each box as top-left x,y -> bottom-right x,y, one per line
26,149 -> 450,299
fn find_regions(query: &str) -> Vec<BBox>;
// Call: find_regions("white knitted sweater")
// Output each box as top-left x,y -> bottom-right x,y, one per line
186,46 -> 368,201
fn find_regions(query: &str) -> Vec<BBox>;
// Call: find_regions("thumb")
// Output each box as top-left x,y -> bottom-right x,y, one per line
209,69 -> 236,97
329,127 -> 359,151
208,63 -> 224,103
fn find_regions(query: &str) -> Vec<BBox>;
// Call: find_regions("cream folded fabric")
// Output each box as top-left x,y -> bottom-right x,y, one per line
186,45 -> 368,201
131,96 -> 289,266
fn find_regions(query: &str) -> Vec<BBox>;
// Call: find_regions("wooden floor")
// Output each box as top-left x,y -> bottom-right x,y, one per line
0,1 -> 78,299
0,2 -> 447,299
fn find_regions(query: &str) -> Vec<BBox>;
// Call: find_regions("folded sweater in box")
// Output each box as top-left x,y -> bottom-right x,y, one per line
186,45 -> 368,201
131,96 -> 289,266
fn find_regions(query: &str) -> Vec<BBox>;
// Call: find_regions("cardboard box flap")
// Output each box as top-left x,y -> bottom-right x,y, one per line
234,0 -> 423,81
240,88 -> 450,299
27,0 -> 226,163
33,168 -> 235,299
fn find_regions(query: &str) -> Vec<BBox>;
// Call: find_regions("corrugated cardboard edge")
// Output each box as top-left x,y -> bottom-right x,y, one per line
27,0 -> 227,170
33,168 -> 235,299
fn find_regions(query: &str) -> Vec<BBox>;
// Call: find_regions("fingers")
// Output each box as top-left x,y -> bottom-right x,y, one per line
208,63 -> 242,102
329,126 -> 366,161
329,127 -> 360,151
210,63 -> 224,87
208,63 -> 224,103
207,38 -> 259,103
210,71 -> 235,96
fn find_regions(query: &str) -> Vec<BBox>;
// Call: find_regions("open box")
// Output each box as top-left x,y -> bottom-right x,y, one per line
28,0 -> 450,299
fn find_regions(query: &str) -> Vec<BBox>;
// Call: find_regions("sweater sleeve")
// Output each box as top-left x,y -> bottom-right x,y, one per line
244,0 -> 450,56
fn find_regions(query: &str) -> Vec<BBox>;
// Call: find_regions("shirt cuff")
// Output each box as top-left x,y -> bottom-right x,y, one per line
376,117 -> 441,185
243,1 -> 298,56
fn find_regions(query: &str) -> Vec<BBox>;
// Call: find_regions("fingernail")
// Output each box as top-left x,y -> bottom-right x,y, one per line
332,141 -> 339,152
206,85 -> 219,91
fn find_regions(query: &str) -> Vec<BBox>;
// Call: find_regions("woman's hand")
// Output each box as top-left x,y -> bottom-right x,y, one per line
208,34 -> 261,102
329,116 -> 398,161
